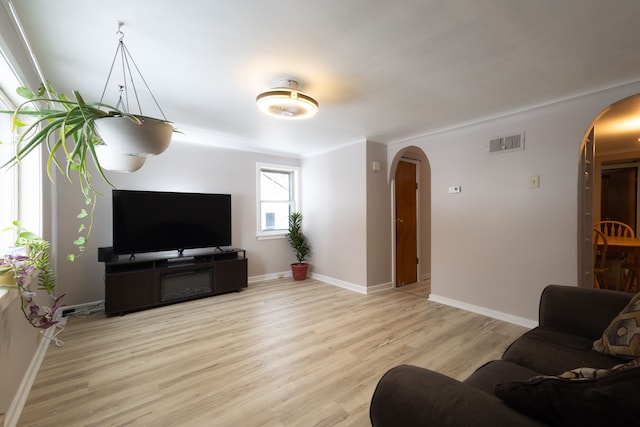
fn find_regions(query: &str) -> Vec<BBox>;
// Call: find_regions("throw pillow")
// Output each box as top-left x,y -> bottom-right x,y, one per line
494,359 -> 640,427
593,291 -> 640,357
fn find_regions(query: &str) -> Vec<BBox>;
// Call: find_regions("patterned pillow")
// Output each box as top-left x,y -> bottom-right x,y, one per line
494,359 -> 640,427
593,291 -> 640,357
530,358 -> 639,381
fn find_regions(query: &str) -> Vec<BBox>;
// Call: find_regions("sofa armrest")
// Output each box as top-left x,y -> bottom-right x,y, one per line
538,285 -> 632,340
370,365 -> 546,427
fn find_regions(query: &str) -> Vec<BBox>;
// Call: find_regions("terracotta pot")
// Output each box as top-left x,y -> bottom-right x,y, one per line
95,115 -> 173,156
291,262 -> 309,280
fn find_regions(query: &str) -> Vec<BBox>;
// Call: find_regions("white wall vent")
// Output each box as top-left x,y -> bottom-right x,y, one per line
489,132 -> 525,154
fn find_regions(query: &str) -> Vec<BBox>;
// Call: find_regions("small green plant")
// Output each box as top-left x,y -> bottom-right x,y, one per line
287,212 -> 310,264
12,221 -> 56,294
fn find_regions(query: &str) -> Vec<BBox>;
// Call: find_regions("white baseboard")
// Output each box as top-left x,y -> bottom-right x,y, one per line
365,282 -> 394,294
251,271 -> 391,295
428,293 -> 538,329
306,273 -> 394,295
308,273 -> 368,294
61,300 -> 104,317
248,271 -> 291,283
3,321 -> 63,427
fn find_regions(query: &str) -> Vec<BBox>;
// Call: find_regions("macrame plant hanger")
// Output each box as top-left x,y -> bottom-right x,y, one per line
93,21 -> 174,158
99,21 -> 168,121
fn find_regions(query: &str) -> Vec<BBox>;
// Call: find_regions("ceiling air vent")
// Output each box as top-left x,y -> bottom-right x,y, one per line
489,132 -> 525,154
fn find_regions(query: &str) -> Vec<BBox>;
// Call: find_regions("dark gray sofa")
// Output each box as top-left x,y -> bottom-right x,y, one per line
370,285 -> 637,426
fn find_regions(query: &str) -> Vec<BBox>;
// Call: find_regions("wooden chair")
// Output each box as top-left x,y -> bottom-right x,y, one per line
593,220 -> 634,238
622,267 -> 637,293
593,227 -> 609,289
594,220 -> 636,291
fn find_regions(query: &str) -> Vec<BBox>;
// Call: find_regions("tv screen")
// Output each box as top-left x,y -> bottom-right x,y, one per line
112,190 -> 232,255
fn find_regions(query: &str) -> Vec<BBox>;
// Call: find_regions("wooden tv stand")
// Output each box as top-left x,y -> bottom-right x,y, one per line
100,248 -> 247,316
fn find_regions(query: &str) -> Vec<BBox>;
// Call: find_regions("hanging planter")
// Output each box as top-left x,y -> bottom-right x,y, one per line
94,115 -> 173,156
96,22 -> 174,156
94,144 -> 146,172
0,23 -> 175,261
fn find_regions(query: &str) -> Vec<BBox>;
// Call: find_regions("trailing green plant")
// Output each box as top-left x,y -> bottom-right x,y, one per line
287,211 -> 310,264
0,221 -> 62,329
12,221 -> 56,294
0,82 -> 155,261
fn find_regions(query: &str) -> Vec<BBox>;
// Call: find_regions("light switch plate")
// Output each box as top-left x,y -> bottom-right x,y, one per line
529,175 -> 540,189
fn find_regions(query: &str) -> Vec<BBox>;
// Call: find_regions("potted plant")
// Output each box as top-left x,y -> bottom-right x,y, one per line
287,211 -> 311,280
0,82 -> 173,260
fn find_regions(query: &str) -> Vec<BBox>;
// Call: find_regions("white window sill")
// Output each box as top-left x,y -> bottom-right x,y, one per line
256,233 -> 287,241
0,287 -> 18,312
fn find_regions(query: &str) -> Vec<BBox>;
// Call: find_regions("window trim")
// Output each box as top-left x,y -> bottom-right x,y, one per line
256,162 -> 300,240
0,49 -> 42,246
0,48 -> 40,308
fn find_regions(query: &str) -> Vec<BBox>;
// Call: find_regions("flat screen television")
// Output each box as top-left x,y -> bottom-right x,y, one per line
112,190 -> 232,256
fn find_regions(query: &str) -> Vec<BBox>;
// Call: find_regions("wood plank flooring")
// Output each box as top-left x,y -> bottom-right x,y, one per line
395,279 -> 430,298
17,278 -> 527,426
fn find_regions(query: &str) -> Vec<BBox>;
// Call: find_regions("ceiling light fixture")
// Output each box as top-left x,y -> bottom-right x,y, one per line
256,79 -> 318,120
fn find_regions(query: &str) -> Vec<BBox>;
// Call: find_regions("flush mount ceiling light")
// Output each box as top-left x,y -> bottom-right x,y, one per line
256,79 -> 319,120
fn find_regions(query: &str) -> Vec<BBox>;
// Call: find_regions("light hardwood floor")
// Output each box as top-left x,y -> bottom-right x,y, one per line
395,279 -> 431,298
17,278 -> 527,426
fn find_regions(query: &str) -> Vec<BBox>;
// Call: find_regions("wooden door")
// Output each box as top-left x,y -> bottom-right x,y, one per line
601,167 -> 637,233
395,160 -> 418,286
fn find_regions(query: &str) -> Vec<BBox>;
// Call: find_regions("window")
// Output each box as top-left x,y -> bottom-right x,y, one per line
256,163 -> 299,238
0,48 -> 41,250
0,101 -> 17,249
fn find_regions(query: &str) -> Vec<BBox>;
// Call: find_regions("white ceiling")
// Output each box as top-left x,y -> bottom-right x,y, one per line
7,0 -> 640,157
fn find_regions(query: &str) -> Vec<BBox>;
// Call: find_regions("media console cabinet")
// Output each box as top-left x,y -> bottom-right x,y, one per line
99,248 -> 248,316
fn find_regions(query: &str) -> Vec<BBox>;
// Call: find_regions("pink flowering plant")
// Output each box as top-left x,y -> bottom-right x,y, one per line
0,223 -> 64,329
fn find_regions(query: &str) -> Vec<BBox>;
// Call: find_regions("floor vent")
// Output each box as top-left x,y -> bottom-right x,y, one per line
489,132 -> 525,154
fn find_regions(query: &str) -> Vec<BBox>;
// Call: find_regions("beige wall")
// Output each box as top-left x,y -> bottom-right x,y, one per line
54,80 -> 640,322
366,141 -> 392,287
54,143 -> 302,305
0,296 -> 39,414
389,80 -> 640,323
301,141 -> 368,288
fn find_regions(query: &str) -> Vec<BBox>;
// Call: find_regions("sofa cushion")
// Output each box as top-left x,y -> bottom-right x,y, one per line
463,360 -> 541,395
538,285 -> 633,340
494,359 -> 640,427
593,291 -> 640,358
371,365 -> 547,427
502,326 -> 623,374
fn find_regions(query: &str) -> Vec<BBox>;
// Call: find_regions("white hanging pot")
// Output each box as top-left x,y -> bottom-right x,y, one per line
95,144 -> 146,172
94,115 -> 173,156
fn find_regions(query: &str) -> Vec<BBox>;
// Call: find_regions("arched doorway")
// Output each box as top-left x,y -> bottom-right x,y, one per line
578,93 -> 640,288
389,146 -> 431,294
